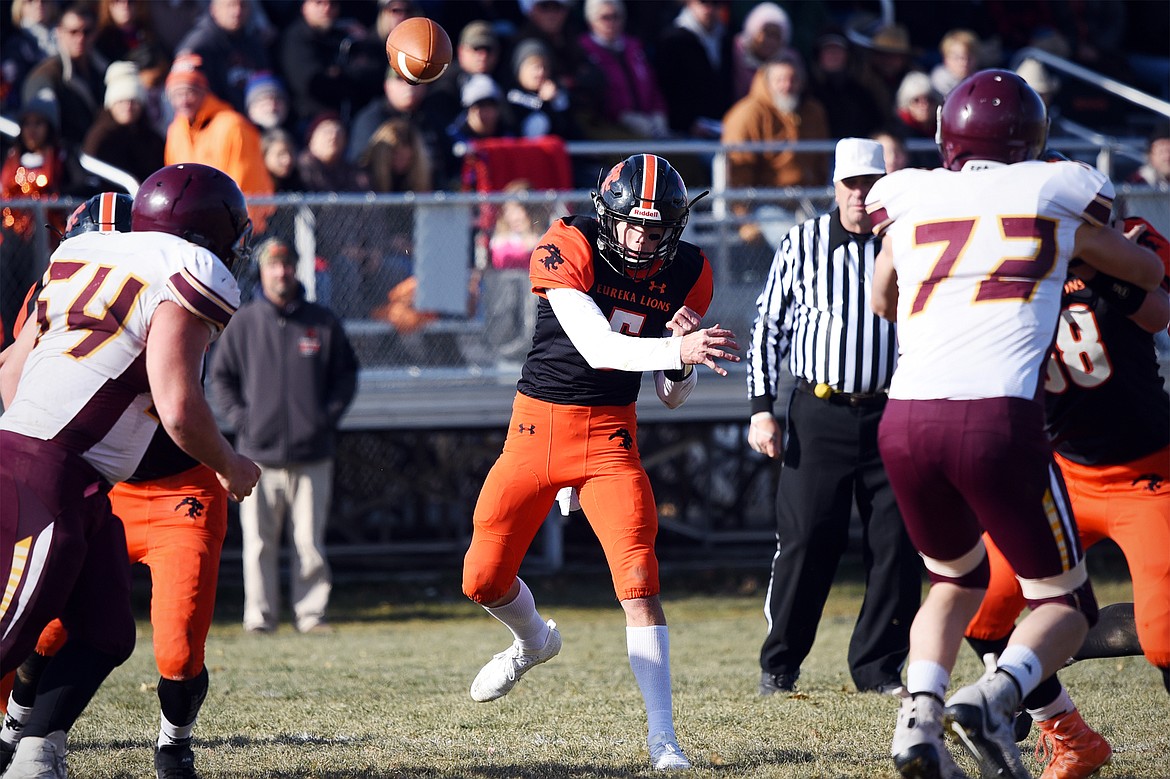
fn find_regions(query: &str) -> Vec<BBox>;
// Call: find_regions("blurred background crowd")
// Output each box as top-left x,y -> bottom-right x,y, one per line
2,0 -> 1168,352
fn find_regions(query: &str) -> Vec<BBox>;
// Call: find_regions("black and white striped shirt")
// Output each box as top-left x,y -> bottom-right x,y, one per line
747,210 -> 898,414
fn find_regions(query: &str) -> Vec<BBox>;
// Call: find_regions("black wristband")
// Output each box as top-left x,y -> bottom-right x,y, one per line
1085,273 -> 1147,316
663,365 -> 693,381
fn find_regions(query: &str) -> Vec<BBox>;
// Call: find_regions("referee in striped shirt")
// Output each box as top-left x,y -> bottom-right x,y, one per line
746,138 -> 922,697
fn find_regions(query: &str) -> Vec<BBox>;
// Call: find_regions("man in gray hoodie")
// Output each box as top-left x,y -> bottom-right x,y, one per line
210,237 -> 358,634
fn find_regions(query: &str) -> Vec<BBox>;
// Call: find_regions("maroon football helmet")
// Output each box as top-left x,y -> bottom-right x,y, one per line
592,154 -> 703,281
936,69 -> 1048,171
132,163 -> 253,273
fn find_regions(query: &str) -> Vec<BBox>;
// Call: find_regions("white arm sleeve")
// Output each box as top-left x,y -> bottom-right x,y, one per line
546,287 -> 684,372
655,366 -> 697,409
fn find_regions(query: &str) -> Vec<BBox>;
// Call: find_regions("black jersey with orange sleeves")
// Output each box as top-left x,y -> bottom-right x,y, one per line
1044,217 -> 1170,465
517,215 -> 715,407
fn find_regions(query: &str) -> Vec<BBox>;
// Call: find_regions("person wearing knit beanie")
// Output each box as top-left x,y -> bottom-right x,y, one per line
104,61 -> 147,108
165,53 -> 210,96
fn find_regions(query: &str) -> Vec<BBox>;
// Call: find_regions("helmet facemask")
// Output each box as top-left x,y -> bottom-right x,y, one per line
593,193 -> 688,282
591,154 -> 701,282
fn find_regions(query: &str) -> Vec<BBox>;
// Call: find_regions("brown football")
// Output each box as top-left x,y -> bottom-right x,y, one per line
385,17 -> 452,85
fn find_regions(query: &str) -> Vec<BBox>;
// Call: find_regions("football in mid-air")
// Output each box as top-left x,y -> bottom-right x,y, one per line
386,17 -> 452,85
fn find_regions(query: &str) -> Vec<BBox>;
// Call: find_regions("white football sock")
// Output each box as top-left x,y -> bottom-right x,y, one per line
158,712 -> 196,748
1028,687 -> 1074,722
998,645 -> 1043,697
906,660 -> 951,701
627,625 -> 675,742
0,698 -> 31,745
483,577 -> 549,651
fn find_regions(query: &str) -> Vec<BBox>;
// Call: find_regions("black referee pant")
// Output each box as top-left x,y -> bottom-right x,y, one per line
759,387 -> 922,691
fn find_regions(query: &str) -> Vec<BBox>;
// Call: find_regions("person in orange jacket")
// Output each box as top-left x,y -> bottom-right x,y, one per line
164,53 -> 274,230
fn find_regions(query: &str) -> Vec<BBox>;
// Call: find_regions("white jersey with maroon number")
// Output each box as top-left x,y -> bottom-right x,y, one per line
0,230 -> 239,483
866,159 -> 1113,401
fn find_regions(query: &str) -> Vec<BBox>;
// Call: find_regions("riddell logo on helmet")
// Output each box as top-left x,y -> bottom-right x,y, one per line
630,207 -> 661,219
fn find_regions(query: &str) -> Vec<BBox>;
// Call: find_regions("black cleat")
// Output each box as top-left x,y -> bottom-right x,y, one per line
759,670 -> 798,696
155,739 -> 198,779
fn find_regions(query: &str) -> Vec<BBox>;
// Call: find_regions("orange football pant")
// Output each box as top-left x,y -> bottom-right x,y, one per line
463,392 -> 660,603
967,446 -> 1170,668
5,465 -> 228,684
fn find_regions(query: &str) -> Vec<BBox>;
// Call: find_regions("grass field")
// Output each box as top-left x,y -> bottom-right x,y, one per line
66,556 -> 1169,779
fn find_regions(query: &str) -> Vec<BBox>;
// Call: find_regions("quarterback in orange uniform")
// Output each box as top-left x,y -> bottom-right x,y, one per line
462,154 -> 739,771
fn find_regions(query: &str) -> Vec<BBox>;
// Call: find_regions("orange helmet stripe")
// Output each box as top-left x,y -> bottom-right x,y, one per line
639,154 -> 658,211
98,192 -> 117,230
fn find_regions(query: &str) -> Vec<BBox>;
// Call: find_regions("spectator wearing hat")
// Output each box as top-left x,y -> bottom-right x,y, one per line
245,71 -> 292,133
176,0 -> 271,113
731,2 -> 792,101
808,28 -> 882,139
505,38 -> 578,140
444,74 -> 515,188
22,4 -> 109,146
854,22 -> 916,126
892,71 -> 940,167
514,0 -> 605,144
429,20 -> 504,134
929,28 -> 980,97
746,136 -> 920,700
164,53 -> 273,222
511,0 -> 587,88
577,0 -> 669,140
209,236 -> 358,637
1016,57 -> 1061,109
1,88 -> 94,347
347,66 -> 449,186
81,60 -> 164,184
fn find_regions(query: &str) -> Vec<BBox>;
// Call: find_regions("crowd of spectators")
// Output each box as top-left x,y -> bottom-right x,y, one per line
1,0 -> 1167,344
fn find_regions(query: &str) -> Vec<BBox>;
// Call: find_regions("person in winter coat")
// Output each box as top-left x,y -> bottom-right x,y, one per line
721,52 -> 829,189
209,237 -> 358,635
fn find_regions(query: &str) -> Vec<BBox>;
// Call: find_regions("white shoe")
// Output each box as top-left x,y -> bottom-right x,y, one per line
4,730 -> 67,778
470,619 -> 561,702
944,670 -> 1030,779
892,694 -> 970,779
649,731 -> 691,771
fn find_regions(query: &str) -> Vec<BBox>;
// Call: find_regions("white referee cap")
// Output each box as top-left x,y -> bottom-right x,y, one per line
833,137 -> 886,182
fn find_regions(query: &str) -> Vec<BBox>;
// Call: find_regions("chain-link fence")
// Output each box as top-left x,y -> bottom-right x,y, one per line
4,183 -> 1167,570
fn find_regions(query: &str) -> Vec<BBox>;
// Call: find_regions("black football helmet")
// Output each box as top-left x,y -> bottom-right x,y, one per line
64,192 -> 134,238
131,163 -> 253,274
936,69 -> 1048,171
591,154 -> 703,281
